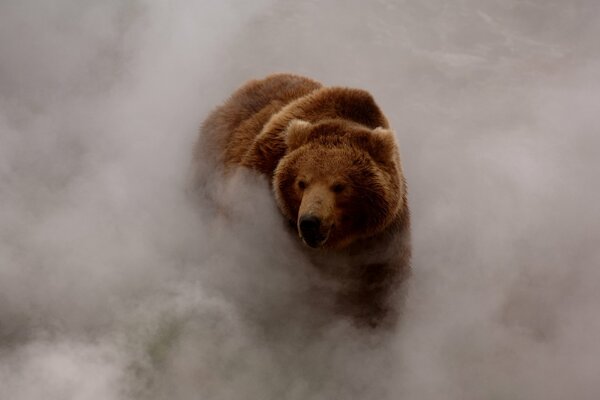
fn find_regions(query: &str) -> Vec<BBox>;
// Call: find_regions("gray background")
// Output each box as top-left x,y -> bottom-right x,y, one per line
1,1 -> 599,399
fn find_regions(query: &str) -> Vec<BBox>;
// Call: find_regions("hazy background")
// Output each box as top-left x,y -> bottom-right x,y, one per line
1,1 -> 599,399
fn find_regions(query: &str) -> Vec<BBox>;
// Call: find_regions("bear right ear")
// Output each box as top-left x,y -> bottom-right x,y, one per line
367,127 -> 397,165
285,119 -> 313,151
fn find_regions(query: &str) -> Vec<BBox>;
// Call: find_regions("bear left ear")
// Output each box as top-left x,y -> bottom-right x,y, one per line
368,127 -> 397,164
285,119 -> 313,151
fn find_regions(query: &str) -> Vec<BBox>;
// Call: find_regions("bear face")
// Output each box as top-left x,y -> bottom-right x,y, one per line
273,119 -> 405,250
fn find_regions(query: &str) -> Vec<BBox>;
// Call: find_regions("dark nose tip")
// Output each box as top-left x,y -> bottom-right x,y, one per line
299,215 -> 321,235
299,215 -> 322,246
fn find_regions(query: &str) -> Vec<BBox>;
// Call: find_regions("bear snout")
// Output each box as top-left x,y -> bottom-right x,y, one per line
298,215 -> 329,248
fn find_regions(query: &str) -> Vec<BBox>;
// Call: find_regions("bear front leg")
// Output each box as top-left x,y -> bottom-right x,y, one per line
335,262 -> 401,328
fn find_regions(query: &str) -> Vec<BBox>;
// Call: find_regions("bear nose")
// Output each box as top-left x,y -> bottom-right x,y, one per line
299,215 -> 322,247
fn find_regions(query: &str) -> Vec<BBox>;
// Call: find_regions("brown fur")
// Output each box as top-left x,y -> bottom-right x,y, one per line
194,74 -> 411,327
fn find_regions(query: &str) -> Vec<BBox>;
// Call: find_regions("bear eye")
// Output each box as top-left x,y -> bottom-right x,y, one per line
331,183 -> 346,193
297,180 -> 307,190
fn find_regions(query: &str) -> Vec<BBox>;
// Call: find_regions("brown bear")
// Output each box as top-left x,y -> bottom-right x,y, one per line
194,74 -> 411,327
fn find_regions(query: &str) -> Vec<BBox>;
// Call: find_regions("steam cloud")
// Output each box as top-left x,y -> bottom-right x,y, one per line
1,1 -> 599,399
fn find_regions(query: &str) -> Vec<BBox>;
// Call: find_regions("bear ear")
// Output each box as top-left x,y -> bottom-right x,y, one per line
368,127 -> 397,164
285,119 -> 313,151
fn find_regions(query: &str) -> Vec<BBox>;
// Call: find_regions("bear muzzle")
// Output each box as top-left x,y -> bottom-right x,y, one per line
298,214 -> 331,248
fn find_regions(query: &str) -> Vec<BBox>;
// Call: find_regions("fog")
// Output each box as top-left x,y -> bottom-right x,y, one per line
1,1 -> 599,399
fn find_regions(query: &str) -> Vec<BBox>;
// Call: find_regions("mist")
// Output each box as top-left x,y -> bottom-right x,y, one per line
1,1 -> 599,399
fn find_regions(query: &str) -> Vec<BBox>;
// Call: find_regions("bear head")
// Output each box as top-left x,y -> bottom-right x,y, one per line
273,119 -> 406,250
